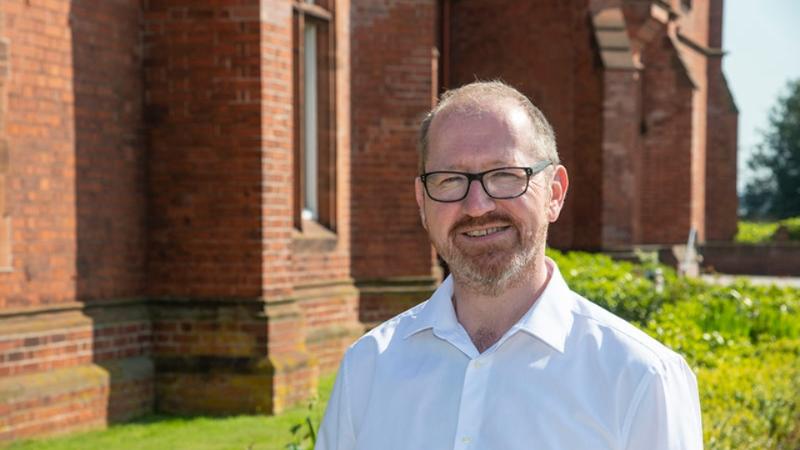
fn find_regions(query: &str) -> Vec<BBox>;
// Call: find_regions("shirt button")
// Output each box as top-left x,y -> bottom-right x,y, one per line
473,360 -> 483,368
462,436 -> 472,444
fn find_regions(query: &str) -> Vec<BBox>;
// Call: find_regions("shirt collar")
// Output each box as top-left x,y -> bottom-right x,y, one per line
402,274 -> 461,340
509,258 -> 574,353
402,258 -> 574,354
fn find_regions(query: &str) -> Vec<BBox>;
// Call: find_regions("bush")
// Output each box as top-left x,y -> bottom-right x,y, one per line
548,249 -> 800,449
779,216 -> 800,241
736,217 -> 800,243
736,221 -> 779,243
698,340 -> 800,450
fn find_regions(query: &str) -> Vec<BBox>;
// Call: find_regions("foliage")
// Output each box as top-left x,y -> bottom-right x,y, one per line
284,398 -> 319,450
741,78 -> 800,219
549,250 -> 672,324
736,217 -> 800,243
549,249 -> 800,449
735,220 -> 780,243
777,216 -> 800,241
697,340 -> 800,450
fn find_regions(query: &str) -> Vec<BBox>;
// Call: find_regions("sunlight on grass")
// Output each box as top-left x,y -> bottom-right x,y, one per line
4,375 -> 335,450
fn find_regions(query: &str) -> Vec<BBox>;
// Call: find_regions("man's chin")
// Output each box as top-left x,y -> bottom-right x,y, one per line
453,267 -> 515,297
451,256 -> 517,289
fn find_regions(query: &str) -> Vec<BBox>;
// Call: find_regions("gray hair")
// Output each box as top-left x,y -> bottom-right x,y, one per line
418,80 -> 559,172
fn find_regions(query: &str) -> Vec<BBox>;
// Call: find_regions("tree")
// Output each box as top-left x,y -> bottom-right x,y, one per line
741,79 -> 800,219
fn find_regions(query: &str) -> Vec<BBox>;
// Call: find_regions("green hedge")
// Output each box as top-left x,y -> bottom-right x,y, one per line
736,217 -> 800,243
549,249 -> 800,450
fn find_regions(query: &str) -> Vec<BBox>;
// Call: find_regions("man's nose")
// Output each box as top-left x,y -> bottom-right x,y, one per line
462,180 -> 496,217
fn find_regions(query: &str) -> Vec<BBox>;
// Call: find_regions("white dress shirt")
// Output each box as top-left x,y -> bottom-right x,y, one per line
316,259 -> 703,450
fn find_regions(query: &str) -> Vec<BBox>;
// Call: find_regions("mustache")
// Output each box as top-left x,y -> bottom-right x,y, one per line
450,212 -> 516,234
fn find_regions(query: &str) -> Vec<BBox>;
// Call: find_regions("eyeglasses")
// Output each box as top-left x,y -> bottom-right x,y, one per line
420,160 -> 553,203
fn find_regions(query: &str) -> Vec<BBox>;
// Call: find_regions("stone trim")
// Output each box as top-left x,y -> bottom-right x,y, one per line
0,297 -> 148,319
591,8 -> 639,71
676,32 -> 725,57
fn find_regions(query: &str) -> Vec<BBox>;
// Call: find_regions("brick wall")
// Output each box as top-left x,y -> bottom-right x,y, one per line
638,30 -> 695,244
0,0 -> 153,442
0,0 -> 741,443
701,243 -> 800,276
144,0 -> 264,299
350,0 -> 439,321
592,5 -> 643,248
71,0 -> 147,302
449,0 -> 586,248
0,3 -> 9,270
705,0 -> 738,241
349,0 -> 437,280
0,0 -> 78,309
600,68 -> 641,247
0,303 -> 153,442
677,1 -> 709,243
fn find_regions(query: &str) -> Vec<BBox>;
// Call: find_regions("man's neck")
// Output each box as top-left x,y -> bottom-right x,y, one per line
452,257 -> 552,353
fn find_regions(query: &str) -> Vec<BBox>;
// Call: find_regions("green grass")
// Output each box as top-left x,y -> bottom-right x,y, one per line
3,376 -> 335,450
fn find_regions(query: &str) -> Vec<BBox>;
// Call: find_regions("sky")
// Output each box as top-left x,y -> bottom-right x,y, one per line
722,0 -> 800,192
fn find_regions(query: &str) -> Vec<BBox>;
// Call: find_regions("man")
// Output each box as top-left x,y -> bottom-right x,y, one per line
316,81 -> 703,449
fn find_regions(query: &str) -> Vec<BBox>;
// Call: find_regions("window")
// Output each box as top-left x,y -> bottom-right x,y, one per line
293,0 -> 336,232
681,0 -> 692,11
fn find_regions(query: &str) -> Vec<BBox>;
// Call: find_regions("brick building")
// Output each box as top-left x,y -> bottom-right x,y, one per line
0,0 -> 736,442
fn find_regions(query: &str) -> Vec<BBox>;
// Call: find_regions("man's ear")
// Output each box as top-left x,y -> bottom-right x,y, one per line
415,177 -> 428,230
547,165 -> 569,223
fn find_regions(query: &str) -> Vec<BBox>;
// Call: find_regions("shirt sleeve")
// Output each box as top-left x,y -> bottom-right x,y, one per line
315,352 -> 356,450
623,357 -> 703,450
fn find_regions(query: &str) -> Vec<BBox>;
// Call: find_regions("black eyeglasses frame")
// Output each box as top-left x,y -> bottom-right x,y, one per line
419,160 -> 553,203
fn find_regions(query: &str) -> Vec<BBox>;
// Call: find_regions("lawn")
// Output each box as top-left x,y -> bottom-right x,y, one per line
3,376 -> 335,450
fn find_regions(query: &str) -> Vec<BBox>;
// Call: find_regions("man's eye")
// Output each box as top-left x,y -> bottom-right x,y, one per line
435,176 -> 463,186
490,170 -> 523,180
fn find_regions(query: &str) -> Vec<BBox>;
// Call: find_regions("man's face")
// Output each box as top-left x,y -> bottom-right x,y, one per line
415,102 -> 567,296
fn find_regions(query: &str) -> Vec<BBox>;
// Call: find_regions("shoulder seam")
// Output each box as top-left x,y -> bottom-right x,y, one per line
569,298 -> 681,369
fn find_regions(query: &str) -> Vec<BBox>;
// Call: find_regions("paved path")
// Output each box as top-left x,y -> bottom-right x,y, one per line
701,274 -> 800,288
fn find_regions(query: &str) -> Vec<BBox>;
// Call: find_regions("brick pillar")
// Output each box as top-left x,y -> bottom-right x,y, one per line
638,30 -> 695,244
144,0 -> 314,415
350,0 -> 439,325
0,9 -> 9,269
704,0 -> 738,241
593,7 -> 642,248
600,69 -> 641,247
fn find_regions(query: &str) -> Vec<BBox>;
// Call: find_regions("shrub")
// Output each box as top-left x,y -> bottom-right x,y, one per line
548,249 -> 800,449
736,217 -> 800,243
736,221 -> 779,243
778,216 -> 800,241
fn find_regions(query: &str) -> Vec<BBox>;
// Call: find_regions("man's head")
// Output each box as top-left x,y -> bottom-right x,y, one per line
415,81 -> 568,296
418,81 -> 559,173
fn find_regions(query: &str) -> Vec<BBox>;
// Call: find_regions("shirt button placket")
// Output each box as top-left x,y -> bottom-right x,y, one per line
452,355 -> 493,449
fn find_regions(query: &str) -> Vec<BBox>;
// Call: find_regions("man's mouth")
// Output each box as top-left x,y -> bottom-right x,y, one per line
463,226 -> 511,238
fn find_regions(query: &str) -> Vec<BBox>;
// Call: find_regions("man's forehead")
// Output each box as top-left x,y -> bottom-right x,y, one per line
431,100 -> 532,140
426,100 -> 536,166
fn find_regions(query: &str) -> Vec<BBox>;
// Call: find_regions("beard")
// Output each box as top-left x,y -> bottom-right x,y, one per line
429,212 -> 548,297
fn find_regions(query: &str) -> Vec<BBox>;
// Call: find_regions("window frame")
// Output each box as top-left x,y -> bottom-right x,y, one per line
292,0 -> 337,234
